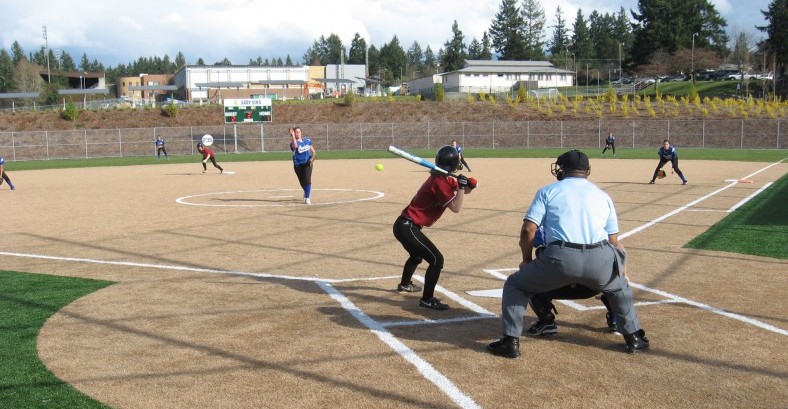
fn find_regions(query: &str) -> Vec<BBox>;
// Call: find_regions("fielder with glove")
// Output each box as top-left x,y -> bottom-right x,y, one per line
649,140 -> 687,185
197,143 -> 223,174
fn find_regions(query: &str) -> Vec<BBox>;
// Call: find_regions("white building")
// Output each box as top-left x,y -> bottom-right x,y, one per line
409,60 -> 574,96
174,65 -> 310,102
323,64 -> 366,95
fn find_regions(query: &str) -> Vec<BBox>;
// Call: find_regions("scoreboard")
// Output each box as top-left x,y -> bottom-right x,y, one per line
223,98 -> 272,123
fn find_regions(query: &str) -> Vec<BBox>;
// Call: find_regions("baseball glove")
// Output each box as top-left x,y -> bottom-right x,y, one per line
657,170 -> 667,179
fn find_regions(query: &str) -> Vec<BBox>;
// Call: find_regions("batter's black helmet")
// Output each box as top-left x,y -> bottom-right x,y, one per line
197,142 -> 204,148
551,149 -> 590,180
435,145 -> 460,172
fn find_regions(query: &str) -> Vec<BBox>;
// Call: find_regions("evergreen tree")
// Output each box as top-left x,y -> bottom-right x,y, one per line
0,49 -> 13,92
520,0 -> 547,59
175,51 -> 186,68
423,46 -> 437,73
468,38 -> 482,59
758,0 -> 788,74
286,55 -> 294,66
379,35 -> 408,81
440,20 -> 467,72
79,53 -> 90,71
60,52 -> 76,72
480,32 -> 494,59
196,58 -> 205,66
11,41 -> 25,64
407,41 -> 424,78
348,33 -> 367,64
367,45 -> 380,80
631,0 -> 728,66
489,0 -> 527,60
589,11 -> 618,63
548,6 -> 570,56
571,9 -> 594,63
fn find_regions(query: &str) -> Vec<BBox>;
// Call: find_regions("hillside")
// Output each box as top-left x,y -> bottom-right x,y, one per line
0,98 -> 785,132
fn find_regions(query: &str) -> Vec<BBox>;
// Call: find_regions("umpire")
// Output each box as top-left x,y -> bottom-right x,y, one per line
487,149 -> 649,358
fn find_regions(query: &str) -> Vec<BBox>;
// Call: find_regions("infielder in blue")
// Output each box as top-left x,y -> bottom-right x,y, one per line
289,127 -> 316,204
0,155 -> 16,190
487,150 -> 648,358
154,136 -> 169,160
601,132 -> 616,157
650,139 -> 687,184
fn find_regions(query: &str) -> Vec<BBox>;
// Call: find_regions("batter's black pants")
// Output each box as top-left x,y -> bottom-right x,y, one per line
393,215 -> 444,300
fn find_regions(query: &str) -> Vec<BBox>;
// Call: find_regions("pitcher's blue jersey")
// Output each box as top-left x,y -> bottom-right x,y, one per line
291,138 -> 313,166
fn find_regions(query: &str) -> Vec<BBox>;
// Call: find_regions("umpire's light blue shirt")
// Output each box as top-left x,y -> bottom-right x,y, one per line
524,177 -> 618,244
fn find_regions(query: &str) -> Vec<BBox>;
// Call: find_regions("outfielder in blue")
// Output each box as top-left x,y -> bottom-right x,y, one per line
289,127 -> 316,204
155,136 -> 169,160
452,140 -> 472,171
650,139 -> 687,184
487,150 -> 648,358
601,132 -> 616,157
0,156 -> 16,190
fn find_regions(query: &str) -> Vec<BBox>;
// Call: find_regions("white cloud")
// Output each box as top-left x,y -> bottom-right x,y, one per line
0,0 -> 771,67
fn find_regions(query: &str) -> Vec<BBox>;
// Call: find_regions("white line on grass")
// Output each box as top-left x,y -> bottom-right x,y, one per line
318,281 -> 482,409
728,182 -> 773,212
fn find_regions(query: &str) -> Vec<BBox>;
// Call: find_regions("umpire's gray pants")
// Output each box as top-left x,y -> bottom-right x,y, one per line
501,242 -> 642,337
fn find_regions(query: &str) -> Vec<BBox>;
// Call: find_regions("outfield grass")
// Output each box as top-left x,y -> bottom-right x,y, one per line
685,173 -> 788,259
0,271 -> 114,408
6,147 -> 787,172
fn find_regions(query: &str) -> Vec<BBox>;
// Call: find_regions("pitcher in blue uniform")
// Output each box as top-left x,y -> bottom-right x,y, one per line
0,155 -> 16,190
289,127 -> 316,204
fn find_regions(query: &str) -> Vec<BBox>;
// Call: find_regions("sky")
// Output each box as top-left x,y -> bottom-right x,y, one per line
0,0 -> 773,68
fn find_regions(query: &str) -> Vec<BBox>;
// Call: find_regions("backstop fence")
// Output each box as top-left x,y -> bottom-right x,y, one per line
0,119 -> 783,161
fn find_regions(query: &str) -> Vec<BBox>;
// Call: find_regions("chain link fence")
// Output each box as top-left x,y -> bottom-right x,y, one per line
0,119 -> 783,161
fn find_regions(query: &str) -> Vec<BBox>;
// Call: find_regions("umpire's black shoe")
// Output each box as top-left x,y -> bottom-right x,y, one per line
397,282 -> 422,293
487,336 -> 521,359
526,319 -> 558,336
419,297 -> 449,310
624,329 -> 650,353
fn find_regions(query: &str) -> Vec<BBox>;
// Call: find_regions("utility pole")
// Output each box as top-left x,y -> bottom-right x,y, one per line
42,25 -> 51,83
692,32 -> 698,84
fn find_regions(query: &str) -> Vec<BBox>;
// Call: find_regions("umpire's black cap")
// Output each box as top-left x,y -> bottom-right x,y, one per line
556,150 -> 590,172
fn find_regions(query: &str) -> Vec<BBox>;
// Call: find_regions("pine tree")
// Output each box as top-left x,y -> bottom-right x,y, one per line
520,0 -> 546,59
489,0 -> 527,60
440,21 -> 467,72
758,0 -> 788,74
480,32 -> 494,59
548,6 -> 570,56
348,33 -> 367,64
571,9 -> 594,63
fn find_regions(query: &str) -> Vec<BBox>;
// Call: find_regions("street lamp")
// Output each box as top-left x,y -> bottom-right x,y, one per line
691,32 -> 699,84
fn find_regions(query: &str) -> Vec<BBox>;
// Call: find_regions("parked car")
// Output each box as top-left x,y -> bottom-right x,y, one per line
695,70 -> 716,81
756,72 -> 774,80
712,69 -> 740,81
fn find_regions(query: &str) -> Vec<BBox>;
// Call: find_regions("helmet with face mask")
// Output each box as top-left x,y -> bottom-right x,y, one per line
551,150 -> 590,180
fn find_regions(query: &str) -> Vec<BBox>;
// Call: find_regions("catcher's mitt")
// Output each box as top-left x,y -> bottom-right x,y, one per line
657,169 -> 667,179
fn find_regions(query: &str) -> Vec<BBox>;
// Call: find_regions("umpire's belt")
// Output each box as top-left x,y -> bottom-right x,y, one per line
549,240 -> 605,250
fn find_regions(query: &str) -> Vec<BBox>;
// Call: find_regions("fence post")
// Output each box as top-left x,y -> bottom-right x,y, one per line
233,124 -> 238,153
527,121 -> 530,148
778,118 -> 781,149
631,121 -> 635,149
45,131 -> 50,160
492,121 -> 496,149
359,123 -> 363,151
598,120 -> 601,148
260,123 -> 265,152
560,121 -> 563,148
84,129 -> 88,158
11,132 -> 15,161
118,129 -> 122,157
667,120 -> 670,142
741,119 -> 744,149
427,122 -> 430,149
702,120 -> 705,148
391,123 -> 394,146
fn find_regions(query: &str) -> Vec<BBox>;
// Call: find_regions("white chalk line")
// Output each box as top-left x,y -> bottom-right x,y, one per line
728,182 -> 773,212
318,281 -> 482,409
175,188 -> 384,207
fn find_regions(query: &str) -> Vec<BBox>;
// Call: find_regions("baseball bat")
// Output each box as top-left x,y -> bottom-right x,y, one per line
387,145 -> 450,175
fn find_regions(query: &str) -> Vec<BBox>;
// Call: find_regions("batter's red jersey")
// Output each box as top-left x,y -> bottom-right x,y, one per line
200,148 -> 215,159
401,174 -> 458,227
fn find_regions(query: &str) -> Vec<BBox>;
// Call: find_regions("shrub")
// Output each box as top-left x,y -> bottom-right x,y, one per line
466,94 -> 476,102
517,87 -> 527,102
60,100 -> 78,121
162,101 -> 178,117
343,92 -> 355,107
435,84 -> 445,102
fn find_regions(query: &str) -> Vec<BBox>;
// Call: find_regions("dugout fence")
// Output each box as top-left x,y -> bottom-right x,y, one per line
0,119 -> 783,161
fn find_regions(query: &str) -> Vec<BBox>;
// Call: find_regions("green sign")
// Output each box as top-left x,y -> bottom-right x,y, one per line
223,98 -> 272,123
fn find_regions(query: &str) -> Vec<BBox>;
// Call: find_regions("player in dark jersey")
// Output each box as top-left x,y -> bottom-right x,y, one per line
289,127 -> 316,204
197,143 -> 223,174
0,155 -> 16,190
452,140 -> 472,171
649,139 -> 687,184
155,136 -> 169,160
601,132 -> 616,157
393,146 -> 476,310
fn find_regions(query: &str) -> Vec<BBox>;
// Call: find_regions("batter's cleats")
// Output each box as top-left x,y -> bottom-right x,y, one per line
419,297 -> 449,310
526,320 -> 558,336
487,336 -> 521,359
624,329 -> 650,353
397,282 -> 422,292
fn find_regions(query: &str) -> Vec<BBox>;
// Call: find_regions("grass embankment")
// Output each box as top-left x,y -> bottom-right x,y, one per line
0,271 -> 114,408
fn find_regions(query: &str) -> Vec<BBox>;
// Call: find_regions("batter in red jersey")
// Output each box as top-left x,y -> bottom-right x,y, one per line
197,142 -> 223,174
392,146 -> 476,310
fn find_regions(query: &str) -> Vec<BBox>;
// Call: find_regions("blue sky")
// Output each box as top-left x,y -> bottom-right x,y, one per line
0,0 -> 771,67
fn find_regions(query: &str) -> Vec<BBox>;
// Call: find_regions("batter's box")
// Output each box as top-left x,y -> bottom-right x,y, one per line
469,268 -> 682,311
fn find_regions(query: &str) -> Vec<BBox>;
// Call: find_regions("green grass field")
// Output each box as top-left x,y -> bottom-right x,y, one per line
686,173 -> 788,259
0,271 -> 114,408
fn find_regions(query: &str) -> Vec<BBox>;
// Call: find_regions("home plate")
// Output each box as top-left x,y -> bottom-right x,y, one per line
466,289 -> 503,298
223,171 -> 236,174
